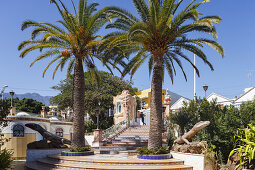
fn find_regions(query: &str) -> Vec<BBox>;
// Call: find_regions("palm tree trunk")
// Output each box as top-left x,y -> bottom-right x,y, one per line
71,58 -> 85,148
148,57 -> 163,150
180,127 -> 185,136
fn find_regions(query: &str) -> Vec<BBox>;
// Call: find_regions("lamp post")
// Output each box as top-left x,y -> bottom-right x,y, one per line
9,90 -> 15,107
97,102 -> 101,130
203,85 -> 208,98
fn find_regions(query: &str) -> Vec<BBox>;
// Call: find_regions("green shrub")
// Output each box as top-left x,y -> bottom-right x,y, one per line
84,121 -> 97,133
68,146 -> 91,152
0,149 -> 13,170
229,124 -> 255,169
137,146 -> 169,155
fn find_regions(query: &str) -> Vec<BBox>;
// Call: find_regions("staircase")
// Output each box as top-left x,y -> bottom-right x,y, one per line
94,125 -> 149,155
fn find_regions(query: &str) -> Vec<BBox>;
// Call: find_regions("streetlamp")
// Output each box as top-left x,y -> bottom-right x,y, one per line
9,90 -> 15,107
203,84 -> 208,98
97,102 -> 101,130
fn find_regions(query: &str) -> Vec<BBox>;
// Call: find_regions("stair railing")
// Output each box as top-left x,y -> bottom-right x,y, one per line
102,120 -> 127,141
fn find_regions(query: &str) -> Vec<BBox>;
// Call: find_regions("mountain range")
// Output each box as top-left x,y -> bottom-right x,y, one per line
3,93 -> 52,106
2,90 -> 186,107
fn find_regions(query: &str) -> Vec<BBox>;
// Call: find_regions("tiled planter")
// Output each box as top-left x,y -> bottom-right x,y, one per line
27,149 -> 68,162
137,154 -> 171,160
61,151 -> 94,156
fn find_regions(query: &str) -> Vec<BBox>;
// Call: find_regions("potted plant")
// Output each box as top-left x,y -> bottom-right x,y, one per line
61,146 -> 94,156
136,146 -> 171,160
229,124 -> 255,170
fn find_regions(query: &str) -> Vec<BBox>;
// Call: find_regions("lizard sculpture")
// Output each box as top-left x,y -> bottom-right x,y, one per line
25,123 -> 71,148
174,121 -> 210,145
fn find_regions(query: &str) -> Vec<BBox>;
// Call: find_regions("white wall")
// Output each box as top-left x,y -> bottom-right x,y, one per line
207,93 -> 232,106
171,98 -> 190,111
171,152 -> 204,170
85,135 -> 94,146
235,87 -> 255,105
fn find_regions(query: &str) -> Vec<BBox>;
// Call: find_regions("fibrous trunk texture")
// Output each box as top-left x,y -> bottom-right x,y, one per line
71,58 -> 85,148
148,57 -> 163,150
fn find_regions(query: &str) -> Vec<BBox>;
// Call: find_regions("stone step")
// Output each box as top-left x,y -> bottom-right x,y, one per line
124,129 -> 149,132
26,161 -> 63,170
123,130 -> 149,133
114,137 -> 148,140
93,150 -> 137,155
37,158 -> 192,170
42,155 -> 193,170
118,133 -> 149,136
111,139 -> 148,142
95,146 -> 136,151
105,143 -> 147,147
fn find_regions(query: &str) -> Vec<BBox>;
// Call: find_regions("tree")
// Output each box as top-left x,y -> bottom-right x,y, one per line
0,100 -> 9,129
171,109 -> 191,136
18,0 -> 122,148
6,98 -> 44,114
51,71 -> 138,123
106,0 -> 224,149
173,99 -> 255,163
0,100 -> 13,169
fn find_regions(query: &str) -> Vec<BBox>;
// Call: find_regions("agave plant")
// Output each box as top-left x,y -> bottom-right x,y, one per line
229,124 -> 255,169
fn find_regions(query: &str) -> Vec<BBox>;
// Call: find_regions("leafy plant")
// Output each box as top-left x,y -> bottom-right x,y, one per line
0,149 -> 13,170
229,124 -> 255,169
68,146 -> 91,152
171,109 -> 191,136
84,121 -> 97,133
137,146 -> 169,156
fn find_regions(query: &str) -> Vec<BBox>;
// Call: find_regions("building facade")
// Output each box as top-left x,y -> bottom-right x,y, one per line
0,109 -> 72,159
113,90 -> 138,126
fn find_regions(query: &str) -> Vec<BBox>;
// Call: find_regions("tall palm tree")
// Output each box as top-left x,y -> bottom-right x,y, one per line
18,0 -> 122,148
105,0 -> 224,149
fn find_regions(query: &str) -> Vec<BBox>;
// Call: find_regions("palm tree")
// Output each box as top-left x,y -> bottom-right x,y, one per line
18,0 -> 122,148
105,0 -> 224,149
171,110 -> 191,136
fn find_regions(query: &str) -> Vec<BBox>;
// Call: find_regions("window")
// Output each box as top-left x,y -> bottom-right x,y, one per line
118,104 -> 121,113
141,102 -> 146,107
13,124 -> 24,137
56,128 -> 63,137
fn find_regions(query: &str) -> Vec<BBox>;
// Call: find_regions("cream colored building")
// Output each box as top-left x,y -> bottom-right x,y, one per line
113,90 -> 137,126
0,109 -> 72,159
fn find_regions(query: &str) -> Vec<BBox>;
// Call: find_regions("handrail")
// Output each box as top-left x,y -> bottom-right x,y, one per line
102,120 -> 127,140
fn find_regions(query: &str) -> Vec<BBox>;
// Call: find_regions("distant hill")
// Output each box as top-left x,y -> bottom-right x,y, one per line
2,90 -> 186,107
3,93 -> 51,106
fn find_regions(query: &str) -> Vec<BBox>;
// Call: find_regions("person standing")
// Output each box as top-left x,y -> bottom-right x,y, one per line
140,112 -> 146,125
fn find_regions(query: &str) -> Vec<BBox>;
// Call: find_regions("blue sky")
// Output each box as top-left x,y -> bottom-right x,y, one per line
0,0 -> 255,100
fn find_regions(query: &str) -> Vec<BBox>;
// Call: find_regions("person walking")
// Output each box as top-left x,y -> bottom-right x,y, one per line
140,112 -> 146,125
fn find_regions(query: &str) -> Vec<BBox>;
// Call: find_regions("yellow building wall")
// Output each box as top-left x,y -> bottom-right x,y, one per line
137,88 -> 167,109
63,134 -> 70,140
2,134 -> 36,159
